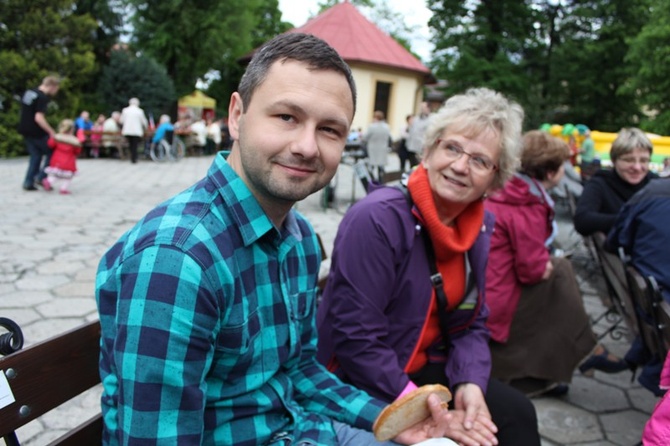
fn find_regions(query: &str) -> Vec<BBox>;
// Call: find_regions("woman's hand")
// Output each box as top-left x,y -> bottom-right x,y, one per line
451,383 -> 498,444
541,259 -> 554,280
393,393 -> 498,446
438,409 -> 499,446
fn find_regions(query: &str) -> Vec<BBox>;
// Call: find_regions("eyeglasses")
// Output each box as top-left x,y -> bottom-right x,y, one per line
436,139 -> 498,173
617,156 -> 650,165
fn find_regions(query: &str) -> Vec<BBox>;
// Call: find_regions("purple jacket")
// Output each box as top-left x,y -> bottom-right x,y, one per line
316,186 -> 494,402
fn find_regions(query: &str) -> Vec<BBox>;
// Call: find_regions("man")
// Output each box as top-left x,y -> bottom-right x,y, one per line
18,75 -> 60,190
607,178 -> 670,396
205,117 -> 222,154
363,110 -> 392,182
74,110 -> 92,134
102,111 -> 123,158
189,118 -> 208,155
96,33 -> 453,445
608,178 -> 670,302
405,102 -> 431,167
74,110 -> 93,156
120,97 -> 148,163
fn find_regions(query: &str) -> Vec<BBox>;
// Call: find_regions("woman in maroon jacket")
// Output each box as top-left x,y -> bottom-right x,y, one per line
485,130 -> 628,397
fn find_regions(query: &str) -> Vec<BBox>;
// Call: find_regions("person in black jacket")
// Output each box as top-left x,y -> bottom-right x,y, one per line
606,179 -> 670,396
18,76 -> 60,191
573,127 -> 657,236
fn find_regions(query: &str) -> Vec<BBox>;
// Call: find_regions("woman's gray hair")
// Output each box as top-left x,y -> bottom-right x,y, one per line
610,127 -> 653,162
422,88 -> 524,190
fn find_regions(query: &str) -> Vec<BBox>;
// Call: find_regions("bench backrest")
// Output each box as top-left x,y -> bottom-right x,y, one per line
0,320 -> 102,446
648,276 -> 670,360
590,232 -> 637,341
624,265 -> 666,358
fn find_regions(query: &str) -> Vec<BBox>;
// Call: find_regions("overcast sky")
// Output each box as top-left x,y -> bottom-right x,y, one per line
277,0 -> 434,62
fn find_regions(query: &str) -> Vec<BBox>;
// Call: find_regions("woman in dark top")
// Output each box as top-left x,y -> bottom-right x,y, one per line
574,127 -> 661,394
574,127 -> 657,236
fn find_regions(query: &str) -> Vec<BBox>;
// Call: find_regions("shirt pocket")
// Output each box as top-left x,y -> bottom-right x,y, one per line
216,308 -> 261,355
289,288 -> 316,321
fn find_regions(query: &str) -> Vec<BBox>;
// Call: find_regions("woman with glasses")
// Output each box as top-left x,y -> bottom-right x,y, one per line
484,131 -> 627,398
574,127 -> 657,236
574,128 -> 661,396
317,88 -> 541,446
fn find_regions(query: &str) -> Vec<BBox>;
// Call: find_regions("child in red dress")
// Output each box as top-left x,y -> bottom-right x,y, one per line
42,119 -> 82,194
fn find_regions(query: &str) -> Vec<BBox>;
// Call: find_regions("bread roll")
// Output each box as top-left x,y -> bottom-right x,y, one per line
373,384 -> 452,441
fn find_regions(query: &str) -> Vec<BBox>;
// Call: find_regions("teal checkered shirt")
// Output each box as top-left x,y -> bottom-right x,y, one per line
96,153 -> 384,445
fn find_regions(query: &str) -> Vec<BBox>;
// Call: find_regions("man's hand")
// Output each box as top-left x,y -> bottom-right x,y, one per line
34,112 -> 55,137
393,393 -> 498,446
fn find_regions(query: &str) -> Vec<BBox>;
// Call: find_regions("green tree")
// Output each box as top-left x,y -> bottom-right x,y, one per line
195,0 -> 292,118
622,0 -> 670,134
547,0 -> 651,131
128,0 -> 260,97
427,0 -> 536,108
72,0 -> 125,108
0,0 -> 98,157
250,0 -> 293,47
97,49 -> 176,119
427,0 -> 650,132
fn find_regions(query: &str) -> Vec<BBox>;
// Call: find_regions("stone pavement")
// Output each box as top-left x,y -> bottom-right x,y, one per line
0,154 -> 658,445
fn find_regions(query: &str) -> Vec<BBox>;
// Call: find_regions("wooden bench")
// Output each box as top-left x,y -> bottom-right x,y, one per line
0,320 -> 102,446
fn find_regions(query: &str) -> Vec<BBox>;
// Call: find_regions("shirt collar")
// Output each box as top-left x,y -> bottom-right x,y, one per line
207,152 -> 303,246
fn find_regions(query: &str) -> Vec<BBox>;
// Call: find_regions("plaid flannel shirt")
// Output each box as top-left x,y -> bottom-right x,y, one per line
96,153 -> 384,445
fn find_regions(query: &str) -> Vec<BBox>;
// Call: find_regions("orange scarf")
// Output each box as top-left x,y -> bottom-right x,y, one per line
407,164 -> 484,310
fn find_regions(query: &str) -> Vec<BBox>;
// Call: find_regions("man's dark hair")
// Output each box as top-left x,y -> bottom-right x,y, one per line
238,33 -> 356,114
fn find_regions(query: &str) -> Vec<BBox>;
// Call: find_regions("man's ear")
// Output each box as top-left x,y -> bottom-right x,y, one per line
228,92 -> 244,141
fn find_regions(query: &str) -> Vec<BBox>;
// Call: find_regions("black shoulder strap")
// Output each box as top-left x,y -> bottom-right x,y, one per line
394,184 -> 452,352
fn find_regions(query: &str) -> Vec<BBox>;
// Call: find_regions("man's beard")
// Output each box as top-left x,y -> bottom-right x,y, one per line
241,150 -> 330,203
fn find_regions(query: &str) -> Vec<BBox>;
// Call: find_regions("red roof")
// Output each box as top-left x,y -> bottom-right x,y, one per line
289,1 -> 431,76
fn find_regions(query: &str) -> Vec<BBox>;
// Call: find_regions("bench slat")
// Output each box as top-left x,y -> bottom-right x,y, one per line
0,320 -> 101,438
45,413 -> 103,446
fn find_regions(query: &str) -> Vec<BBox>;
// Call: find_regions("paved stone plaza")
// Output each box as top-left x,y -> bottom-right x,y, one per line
0,154 -> 658,445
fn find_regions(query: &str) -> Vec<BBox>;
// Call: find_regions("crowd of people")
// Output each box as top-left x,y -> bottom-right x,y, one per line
16,32 -> 669,445
18,84 -> 232,194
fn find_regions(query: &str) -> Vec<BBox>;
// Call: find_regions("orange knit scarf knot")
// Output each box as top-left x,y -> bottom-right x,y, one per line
407,165 -> 484,308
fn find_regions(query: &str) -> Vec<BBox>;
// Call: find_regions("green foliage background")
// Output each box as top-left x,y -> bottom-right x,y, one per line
1,0 -> 670,158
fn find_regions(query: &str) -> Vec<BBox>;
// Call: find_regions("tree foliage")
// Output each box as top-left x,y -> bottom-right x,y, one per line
427,0 -> 536,102
0,0 -> 98,113
128,0 -> 257,97
2,0 -> 669,158
622,0 -> 670,134
204,0 -> 292,117
72,0 -> 125,103
427,0 -> 652,132
547,0 -> 651,131
97,49 -> 176,119
0,0 -> 98,157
